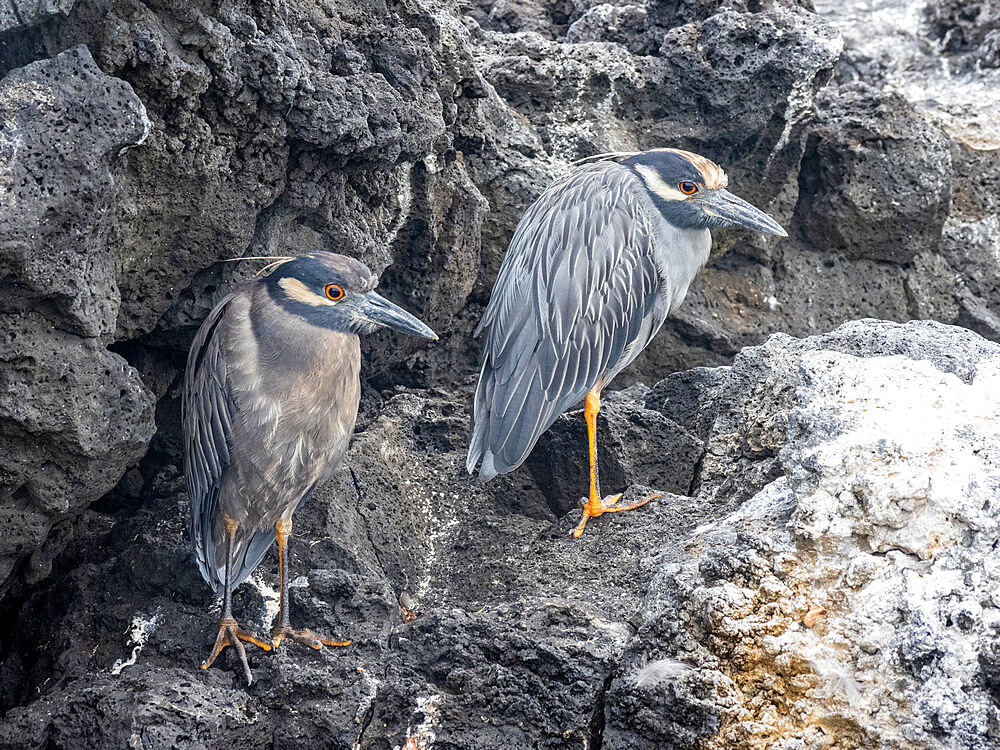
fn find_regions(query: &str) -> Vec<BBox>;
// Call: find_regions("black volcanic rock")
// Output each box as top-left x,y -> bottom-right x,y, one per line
0,44 -> 148,338
795,85 -> 953,264
0,45 -> 155,599
925,0 -> 1000,66
0,0 -> 75,33
0,387 -> 706,748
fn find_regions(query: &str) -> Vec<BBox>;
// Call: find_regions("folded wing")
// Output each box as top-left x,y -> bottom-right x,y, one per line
468,164 -> 660,479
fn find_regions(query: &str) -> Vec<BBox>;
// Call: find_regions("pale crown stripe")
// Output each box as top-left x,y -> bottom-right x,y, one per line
278,276 -> 336,307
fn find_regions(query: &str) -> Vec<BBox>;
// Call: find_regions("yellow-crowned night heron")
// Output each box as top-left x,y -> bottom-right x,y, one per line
467,149 -> 786,536
184,251 -> 435,684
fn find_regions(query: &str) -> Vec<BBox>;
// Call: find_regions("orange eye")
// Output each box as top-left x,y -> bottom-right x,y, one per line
325,284 -> 345,301
679,181 -> 698,195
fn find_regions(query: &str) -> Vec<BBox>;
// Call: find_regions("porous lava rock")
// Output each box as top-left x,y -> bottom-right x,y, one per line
0,45 -> 155,598
795,85 -> 952,264
0,320 -> 996,749
2,0 -> 1000,746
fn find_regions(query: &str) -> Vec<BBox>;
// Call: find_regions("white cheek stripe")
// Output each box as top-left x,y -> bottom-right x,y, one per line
278,276 -> 335,307
635,165 -> 689,202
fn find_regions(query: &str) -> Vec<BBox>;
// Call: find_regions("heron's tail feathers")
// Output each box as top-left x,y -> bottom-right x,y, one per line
467,361 -> 503,480
228,528 -> 277,590
467,361 -> 569,481
466,385 -> 492,479
466,438 -> 499,481
192,511 -> 276,596
190,491 -> 223,594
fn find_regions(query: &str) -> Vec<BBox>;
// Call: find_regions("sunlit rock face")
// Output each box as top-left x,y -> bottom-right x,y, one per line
805,0 -> 1000,350
608,320 -> 1000,750
815,0 -> 1000,149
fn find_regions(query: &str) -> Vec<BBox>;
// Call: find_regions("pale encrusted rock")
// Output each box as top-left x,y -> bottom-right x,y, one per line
607,321 -> 1000,750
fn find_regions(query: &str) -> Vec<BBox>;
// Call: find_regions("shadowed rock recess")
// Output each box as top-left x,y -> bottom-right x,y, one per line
0,0 -> 998,747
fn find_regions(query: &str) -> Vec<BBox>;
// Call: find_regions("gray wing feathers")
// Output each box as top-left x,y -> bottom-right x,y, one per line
468,164 -> 661,479
229,528 -> 276,593
183,294 -> 238,594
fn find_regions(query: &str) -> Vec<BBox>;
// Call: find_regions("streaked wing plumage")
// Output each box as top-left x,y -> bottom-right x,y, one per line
468,163 -> 661,479
183,293 -> 276,593
183,294 -> 238,592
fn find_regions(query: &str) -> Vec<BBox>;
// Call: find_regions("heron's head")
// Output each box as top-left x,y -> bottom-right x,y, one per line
623,149 -> 787,237
263,252 -> 437,339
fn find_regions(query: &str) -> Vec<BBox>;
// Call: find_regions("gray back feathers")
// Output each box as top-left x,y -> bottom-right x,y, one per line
468,162 -> 666,479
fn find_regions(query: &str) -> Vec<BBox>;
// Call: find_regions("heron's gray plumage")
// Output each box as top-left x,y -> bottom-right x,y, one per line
184,284 -> 361,593
468,161 -> 713,479
184,251 -> 435,682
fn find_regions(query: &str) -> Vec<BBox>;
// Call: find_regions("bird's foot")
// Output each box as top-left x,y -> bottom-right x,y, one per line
200,617 -> 271,685
271,624 -> 350,650
571,491 -> 660,538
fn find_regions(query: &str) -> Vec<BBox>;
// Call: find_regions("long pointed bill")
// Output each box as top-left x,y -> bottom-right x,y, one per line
701,189 -> 788,237
360,292 -> 438,340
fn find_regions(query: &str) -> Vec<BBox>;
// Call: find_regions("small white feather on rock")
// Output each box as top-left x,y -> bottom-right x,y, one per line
631,657 -> 694,688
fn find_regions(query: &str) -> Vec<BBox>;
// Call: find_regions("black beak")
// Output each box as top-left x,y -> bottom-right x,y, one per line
700,189 -> 787,237
360,292 -> 438,340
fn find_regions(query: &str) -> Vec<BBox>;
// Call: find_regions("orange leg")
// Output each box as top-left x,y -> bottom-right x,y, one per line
201,516 -> 271,684
271,519 -> 350,650
571,388 -> 659,537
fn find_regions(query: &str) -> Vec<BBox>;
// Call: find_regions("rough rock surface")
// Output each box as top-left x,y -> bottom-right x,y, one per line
0,0 -> 75,34
925,0 -> 1000,67
0,320 -> 997,750
795,85 -> 952,263
0,45 -> 155,598
816,0 -> 1000,149
613,320 -> 1000,749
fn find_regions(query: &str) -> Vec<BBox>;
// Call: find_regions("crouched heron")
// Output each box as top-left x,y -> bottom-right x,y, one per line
184,251 -> 436,683
467,149 -> 786,536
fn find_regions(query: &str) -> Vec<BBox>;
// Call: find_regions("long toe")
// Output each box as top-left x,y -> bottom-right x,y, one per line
230,625 -> 273,652
272,625 -> 350,650
200,617 -> 271,684
571,491 -> 658,537
604,491 -> 659,513
200,623 -> 232,671
227,625 -> 254,685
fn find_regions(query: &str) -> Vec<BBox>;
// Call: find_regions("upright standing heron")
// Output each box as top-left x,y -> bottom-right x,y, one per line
184,251 -> 436,684
467,149 -> 786,536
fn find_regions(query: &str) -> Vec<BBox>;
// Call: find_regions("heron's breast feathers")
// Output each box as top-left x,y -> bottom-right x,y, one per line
212,300 -> 361,515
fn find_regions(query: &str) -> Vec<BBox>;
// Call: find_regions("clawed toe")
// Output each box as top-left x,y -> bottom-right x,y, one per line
271,625 -> 350,650
603,493 -> 624,507
571,491 -> 659,537
604,492 -> 657,513
200,617 -> 271,685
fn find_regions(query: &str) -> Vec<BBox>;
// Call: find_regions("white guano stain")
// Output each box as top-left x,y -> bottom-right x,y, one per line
351,666 -> 381,750
395,693 -> 441,750
110,608 -> 164,675
384,161 -> 414,250
249,572 -> 281,631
